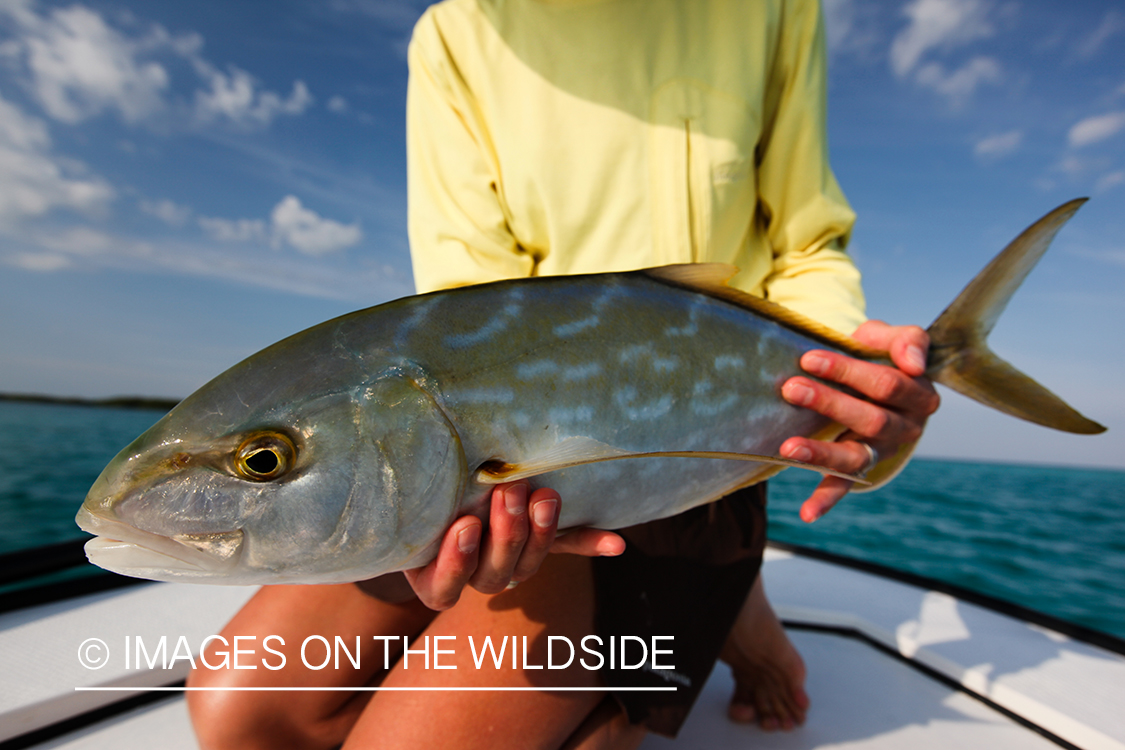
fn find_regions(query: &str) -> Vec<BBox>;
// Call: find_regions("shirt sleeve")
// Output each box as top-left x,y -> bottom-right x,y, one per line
406,10 -> 533,294
755,0 -> 866,335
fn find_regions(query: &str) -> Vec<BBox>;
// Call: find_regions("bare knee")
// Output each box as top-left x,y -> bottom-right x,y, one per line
187,665 -> 357,750
186,668 -> 284,750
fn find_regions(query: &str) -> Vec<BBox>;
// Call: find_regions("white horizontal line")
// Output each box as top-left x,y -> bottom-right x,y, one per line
75,686 -> 676,692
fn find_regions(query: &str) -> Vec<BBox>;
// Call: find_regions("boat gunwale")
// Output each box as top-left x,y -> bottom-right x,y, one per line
767,540 -> 1125,657
2,541 -> 1121,750
4,538 -> 1122,655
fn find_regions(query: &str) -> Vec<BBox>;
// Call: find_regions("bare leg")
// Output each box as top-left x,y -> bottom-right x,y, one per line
720,575 -> 809,731
340,553 -> 618,750
187,584 -> 437,750
561,696 -> 647,750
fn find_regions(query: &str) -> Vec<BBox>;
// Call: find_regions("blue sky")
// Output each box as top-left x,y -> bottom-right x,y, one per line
0,0 -> 1122,468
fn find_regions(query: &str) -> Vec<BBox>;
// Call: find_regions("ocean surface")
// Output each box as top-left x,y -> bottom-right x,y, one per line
2,399 -> 1123,639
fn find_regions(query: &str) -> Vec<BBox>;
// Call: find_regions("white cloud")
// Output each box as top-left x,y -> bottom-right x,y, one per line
890,0 -> 994,78
914,56 -> 1001,103
198,216 -> 267,243
327,95 -> 349,114
1075,10 -> 1125,60
1,0 -> 311,130
1095,171 -> 1125,193
974,129 -> 1021,158
140,198 -> 191,226
7,251 -> 70,271
1049,153 -> 1113,188
823,0 -> 855,54
888,0 -> 1002,104
0,92 -> 113,227
1,1 -> 174,124
34,225 -> 119,256
193,63 -> 313,127
1056,155 -> 1089,177
1068,112 -> 1125,148
270,196 -> 362,255
197,196 -> 362,256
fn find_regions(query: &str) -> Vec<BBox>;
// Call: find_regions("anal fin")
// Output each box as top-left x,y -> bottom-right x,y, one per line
473,436 -> 870,486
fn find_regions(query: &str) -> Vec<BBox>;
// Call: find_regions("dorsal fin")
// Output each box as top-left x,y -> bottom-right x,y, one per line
641,264 -> 886,361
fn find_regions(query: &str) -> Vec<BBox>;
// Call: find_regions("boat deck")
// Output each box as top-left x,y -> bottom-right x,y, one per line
3,545 -> 1123,749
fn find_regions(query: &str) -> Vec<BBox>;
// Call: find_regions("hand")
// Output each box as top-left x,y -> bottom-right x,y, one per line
403,481 -> 625,610
779,321 -> 940,523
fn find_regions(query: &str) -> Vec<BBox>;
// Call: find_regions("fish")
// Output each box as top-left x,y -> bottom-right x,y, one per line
76,199 -> 1105,585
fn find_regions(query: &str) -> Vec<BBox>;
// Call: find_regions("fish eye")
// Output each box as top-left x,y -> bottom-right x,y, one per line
234,432 -> 296,482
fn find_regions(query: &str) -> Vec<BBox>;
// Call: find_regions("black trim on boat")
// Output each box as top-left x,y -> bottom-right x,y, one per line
768,540 -> 1125,657
0,539 -> 91,586
0,539 -> 148,615
782,622 -> 1082,750
0,682 -> 184,750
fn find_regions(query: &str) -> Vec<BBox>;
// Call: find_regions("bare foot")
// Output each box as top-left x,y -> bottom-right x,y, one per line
719,576 -> 809,731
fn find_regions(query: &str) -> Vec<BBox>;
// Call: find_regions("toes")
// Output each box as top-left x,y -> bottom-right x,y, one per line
727,680 -> 757,724
729,667 -> 806,732
728,701 -> 757,724
754,683 -> 782,731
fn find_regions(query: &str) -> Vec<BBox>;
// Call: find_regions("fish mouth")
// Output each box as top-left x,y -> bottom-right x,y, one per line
76,506 -> 244,579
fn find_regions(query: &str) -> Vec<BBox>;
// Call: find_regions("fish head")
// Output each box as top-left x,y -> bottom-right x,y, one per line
77,368 -> 467,585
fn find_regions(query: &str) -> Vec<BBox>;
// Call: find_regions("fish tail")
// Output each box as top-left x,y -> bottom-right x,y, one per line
924,198 -> 1106,435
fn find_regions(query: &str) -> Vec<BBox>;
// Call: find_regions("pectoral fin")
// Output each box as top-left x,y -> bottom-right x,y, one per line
474,436 -> 870,486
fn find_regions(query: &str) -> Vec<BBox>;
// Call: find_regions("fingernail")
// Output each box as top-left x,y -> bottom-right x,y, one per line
786,445 -> 813,462
504,483 -> 527,515
457,525 -> 480,553
801,352 -> 830,375
799,501 -> 821,523
531,498 -> 557,528
783,382 -> 815,406
598,538 -> 624,557
906,345 -> 926,373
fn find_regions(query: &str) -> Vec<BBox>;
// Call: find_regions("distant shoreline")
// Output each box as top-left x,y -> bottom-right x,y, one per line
0,393 -> 180,412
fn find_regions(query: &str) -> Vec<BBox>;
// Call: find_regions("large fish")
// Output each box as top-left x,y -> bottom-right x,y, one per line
76,200 -> 1104,585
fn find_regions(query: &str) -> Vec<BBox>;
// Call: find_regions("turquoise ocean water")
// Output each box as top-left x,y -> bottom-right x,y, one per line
2,399 -> 1123,639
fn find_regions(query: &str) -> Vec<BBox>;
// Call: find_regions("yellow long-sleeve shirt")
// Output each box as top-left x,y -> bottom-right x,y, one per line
407,0 -> 865,335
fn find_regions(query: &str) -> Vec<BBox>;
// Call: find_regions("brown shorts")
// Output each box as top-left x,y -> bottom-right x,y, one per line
591,483 -> 767,737
356,483 -> 768,739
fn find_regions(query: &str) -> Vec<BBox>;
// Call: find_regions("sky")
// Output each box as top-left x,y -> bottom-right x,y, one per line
0,0 -> 1122,469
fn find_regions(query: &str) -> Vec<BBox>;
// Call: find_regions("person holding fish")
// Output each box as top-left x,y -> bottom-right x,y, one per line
186,0 -> 941,748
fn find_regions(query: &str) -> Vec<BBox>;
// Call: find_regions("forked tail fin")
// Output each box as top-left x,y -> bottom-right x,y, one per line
925,198 -> 1106,434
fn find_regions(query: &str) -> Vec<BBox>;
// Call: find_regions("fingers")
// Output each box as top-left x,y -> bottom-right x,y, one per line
471,484 -> 625,591
780,322 -> 941,524
796,476 -> 854,523
550,528 -> 626,558
404,482 -> 625,609
852,320 -> 930,377
779,436 -> 872,521
790,350 -> 939,429
469,483 -> 560,593
402,515 -> 482,611
783,373 -> 930,448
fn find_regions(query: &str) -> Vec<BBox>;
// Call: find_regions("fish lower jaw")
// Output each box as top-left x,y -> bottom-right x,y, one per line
84,536 -> 210,580
76,506 -> 244,579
